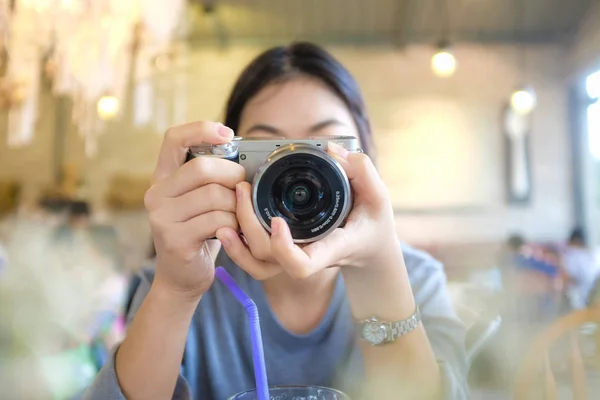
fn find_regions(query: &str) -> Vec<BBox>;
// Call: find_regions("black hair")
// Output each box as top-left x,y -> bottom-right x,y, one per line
569,227 -> 586,246
507,234 -> 525,251
68,201 -> 91,218
224,42 -> 375,160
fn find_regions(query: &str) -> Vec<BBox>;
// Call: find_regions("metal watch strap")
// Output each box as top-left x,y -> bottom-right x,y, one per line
388,306 -> 421,341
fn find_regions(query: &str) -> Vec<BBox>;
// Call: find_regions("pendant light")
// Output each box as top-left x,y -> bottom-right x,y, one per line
510,0 -> 536,115
431,0 -> 456,78
97,95 -> 120,120
510,85 -> 537,115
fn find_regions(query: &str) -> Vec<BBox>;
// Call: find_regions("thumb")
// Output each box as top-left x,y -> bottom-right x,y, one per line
328,141 -> 389,207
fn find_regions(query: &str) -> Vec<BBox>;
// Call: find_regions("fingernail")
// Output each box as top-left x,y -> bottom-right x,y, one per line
218,231 -> 230,247
271,218 -> 282,235
219,236 -> 230,247
217,123 -> 234,138
328,141 -> 349,159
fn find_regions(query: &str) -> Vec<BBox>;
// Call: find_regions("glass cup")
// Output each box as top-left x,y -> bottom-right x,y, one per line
228,385 -> 350,400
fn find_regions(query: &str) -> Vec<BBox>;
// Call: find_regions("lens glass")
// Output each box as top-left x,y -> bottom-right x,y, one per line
272,168 -> 331,225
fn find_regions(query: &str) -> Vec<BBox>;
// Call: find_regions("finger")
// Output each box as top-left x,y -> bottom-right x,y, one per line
328,141 -> 389,207
160,156 -> 245,198
235,181 -> 274,261
154,121 -> 234,183
300,227 -> 351,267
269,217 -> 339,280
155,211 -> 238,260
180,210 -> 238,243
216,227 -> 282,281
161,184 -> 236,222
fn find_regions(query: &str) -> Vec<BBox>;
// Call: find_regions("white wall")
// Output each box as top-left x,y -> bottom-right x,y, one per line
566,0 -> 600,247
568,0 -> 600,79
0,43 -> 574,244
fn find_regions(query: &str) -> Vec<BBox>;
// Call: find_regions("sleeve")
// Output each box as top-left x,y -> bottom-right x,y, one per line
562,251 -> 584,284
82,269 -> 192,400
402,246 -> 470,400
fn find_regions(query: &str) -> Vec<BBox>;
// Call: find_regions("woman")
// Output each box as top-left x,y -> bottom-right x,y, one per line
85,42 -> 467,400
561,228 -> 600,309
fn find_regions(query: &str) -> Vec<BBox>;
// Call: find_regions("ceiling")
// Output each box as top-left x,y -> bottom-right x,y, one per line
186,0 -> 595,46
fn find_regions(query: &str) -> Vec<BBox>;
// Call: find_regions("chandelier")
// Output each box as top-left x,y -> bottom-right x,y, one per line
0,0 -> 188,155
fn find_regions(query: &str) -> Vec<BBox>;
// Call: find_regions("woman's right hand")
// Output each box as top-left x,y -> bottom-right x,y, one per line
144,121 -> 245,301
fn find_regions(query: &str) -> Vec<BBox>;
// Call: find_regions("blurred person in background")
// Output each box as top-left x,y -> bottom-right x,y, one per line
0,197 -> 128,399
52,200 -> 92,239
52,200 -> 124,271
85,42 -> 468,400
561,228 -> 600,309
497,233 -> 525,291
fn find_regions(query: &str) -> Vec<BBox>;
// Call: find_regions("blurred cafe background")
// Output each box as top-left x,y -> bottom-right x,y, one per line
2,0 -> 600,398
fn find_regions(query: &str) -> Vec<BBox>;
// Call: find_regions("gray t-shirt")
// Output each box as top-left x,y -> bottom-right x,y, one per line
84,244 -> 468,399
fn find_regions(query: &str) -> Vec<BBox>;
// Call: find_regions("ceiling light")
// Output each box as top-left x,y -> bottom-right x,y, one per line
97,96 -> 119,120
431,42 -> 457,78
510,85 -> 537,115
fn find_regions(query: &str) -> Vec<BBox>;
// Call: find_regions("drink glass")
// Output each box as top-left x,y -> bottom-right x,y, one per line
228,385 -> 350,400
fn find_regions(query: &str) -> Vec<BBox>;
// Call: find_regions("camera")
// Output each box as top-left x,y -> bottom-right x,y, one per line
187,136 -> 362,243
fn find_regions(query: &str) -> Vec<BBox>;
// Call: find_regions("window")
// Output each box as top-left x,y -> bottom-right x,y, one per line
587,70 -> 600,158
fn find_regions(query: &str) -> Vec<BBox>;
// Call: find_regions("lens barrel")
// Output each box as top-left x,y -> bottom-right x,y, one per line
252,144 -> 352,243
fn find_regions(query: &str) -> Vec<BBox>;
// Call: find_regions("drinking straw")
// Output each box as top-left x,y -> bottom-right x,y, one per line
215,267 -> 269,400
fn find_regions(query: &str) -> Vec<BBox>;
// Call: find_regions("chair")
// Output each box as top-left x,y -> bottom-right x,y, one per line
514,307 -> 600,400
0,180 -> 19,216
447,282 -> 503,362
465,315 -> 502,363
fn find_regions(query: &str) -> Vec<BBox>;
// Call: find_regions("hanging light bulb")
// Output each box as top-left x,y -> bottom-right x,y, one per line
510,85 -> 537,115
97,96 -> 119,120
431,41 -> 457,78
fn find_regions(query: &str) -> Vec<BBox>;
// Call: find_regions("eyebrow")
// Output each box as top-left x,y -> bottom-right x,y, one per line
244,119 -> 347,135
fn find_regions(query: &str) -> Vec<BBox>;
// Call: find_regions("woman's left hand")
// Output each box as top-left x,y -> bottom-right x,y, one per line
216,141 -> 401,280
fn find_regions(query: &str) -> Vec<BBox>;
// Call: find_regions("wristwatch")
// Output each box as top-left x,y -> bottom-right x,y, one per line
357,306 -> 421,345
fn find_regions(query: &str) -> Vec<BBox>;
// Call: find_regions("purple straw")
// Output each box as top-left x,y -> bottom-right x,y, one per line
215,266 -> 269,400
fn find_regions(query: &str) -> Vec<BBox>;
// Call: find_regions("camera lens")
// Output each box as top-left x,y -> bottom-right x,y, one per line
272,168 -> 330,223
253,145 -> 352,243
290,184 -> 310,206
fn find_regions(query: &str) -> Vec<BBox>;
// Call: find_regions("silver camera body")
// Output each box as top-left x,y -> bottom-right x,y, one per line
188,136 -> 361,243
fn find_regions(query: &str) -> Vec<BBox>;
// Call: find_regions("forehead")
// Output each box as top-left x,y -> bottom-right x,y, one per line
238,76 -> 357,137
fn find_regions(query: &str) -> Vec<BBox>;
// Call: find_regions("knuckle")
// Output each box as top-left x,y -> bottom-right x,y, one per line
218,158 -> 246,181
250,246 -> 270,261
353,152 -> 371,168
144,186 -> 158,210
227,214 -> 240,231
195,120 -> 213,132
288,267 -> 312,281
164,125 -> 181,142
211,188 -> 236,213
224,190 -> 237,211
148,213 -> 170,237
190,156 -> 211,176
215,211 -> 238,231
147,212 -> 161,229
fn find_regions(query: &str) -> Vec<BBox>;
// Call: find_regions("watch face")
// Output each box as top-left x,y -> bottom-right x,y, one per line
362,321 -> 386,345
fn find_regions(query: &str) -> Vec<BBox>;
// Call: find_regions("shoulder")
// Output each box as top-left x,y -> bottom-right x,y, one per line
401,243 -> 443,269
400,243 -> 453,308
400,242 -> 445,282
123,263 -> 156,324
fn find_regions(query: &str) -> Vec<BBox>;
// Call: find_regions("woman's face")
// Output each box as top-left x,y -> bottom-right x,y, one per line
237,76 -> 359,141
